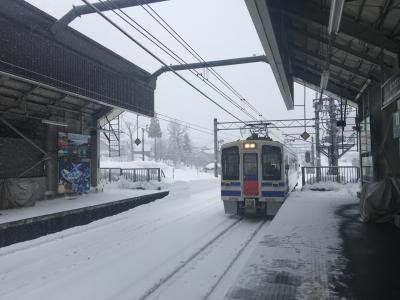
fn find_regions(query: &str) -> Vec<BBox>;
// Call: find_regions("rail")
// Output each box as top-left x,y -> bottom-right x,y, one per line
301,166 -> 360,186
99,168 -> 165,183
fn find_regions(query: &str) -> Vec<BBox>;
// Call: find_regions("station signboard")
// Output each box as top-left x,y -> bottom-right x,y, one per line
382,70 -> 400,109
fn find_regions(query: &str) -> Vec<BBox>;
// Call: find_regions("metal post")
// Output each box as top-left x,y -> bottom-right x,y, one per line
302,167 -> 305,187
213,118 -> 218,178
142,127 -> 145,161
315,100 -> 321,182
311,135 -> 315,166
158,168 -> 161,182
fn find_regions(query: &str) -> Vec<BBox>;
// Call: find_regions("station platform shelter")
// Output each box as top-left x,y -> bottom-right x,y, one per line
227,0 -> 400,298
0,0 -> 161,209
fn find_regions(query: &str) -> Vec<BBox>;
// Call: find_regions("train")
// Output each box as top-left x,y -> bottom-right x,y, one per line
221,137 -> 298,217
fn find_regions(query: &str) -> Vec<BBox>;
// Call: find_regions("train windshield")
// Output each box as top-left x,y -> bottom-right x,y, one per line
221,146 -> 239,180
262,145 -> 282,180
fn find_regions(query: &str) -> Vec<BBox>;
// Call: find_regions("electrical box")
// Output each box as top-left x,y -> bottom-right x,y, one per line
393,111 -> 400,139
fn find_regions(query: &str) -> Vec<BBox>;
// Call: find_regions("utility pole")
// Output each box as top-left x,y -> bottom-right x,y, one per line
214,118 -> 218,178
328,98 -> 339,169
314,99 -> 321,181
142,127 -> 145,161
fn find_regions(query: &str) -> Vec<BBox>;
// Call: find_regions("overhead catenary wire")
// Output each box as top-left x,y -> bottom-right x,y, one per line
136,1 -> 302,143
99,0 -> 257,120
135,0 -> 266,119
80,0 -> 247,125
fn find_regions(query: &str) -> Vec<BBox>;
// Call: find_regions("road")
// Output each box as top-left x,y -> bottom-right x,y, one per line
0,179 -> 268,300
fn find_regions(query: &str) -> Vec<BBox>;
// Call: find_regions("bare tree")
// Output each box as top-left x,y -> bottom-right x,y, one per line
122,116 -> 137,161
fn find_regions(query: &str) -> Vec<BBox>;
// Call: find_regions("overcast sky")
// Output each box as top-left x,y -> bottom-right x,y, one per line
26,0 -> 317,148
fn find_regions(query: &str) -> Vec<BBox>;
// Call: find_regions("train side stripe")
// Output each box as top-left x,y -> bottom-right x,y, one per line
261,182 -> 285,187
221,182 -> 241,186
221,190 -> 241,196
262,191 -> 285,197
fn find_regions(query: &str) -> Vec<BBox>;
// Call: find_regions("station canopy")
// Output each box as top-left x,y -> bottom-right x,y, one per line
246,0 -> 400,109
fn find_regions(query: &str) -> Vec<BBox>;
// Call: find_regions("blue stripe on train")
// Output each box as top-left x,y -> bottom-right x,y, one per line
221,182 -> 241,186
261,182 -> 285,187
221,190 -> 241,197
261,190 -> 285,197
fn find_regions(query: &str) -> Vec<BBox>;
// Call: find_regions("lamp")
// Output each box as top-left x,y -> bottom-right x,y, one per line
328,0 -> 345,35
320,70 -> 330,90
41,119 -> 68,127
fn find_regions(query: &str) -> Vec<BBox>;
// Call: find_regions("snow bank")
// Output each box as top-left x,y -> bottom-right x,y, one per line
302,181 -> 361,192
100,159 -> 216,182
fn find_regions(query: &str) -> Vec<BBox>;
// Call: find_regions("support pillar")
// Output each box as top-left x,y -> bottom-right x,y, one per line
90,127 -> 99,188
45,123 -> 58,198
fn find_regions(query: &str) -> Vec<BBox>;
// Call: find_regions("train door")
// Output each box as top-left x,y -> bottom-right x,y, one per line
243,153 -> 258,212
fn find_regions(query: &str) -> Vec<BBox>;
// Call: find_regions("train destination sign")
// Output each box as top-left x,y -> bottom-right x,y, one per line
382,70 -> 400,109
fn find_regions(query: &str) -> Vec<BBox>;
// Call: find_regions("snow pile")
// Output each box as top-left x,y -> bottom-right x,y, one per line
302,181 -> 361,192
100,160 -> 169,169
115,177 -> 170,190
101,159 -> 216,182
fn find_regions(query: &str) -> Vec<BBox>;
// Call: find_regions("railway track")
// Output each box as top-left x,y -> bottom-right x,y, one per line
139,217 -> 269,300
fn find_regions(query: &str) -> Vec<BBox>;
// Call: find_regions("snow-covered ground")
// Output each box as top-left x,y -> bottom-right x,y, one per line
225,183 -> 360,299
0,179 -> 268,300
0,186 -> 159,225
0,178 -> 360,300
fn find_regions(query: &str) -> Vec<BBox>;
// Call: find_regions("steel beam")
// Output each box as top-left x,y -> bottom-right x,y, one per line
291,44 -> 379,82
147,55 -> 269,83
0,116 -> 48,156
278,0 -> 400,54
52,0 -> 168,34
292,66 -> 357,101
288,25 -> 391,71
291,58 -> 361,93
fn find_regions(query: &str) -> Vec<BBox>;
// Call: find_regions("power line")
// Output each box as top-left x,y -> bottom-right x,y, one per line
81,0 -> 246,124
99,0 -> 257,121
140,1 -> 266,119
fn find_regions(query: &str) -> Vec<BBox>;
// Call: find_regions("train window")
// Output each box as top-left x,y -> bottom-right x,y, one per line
243,153 -> 258,179
221,146 -> 239,180
262,145 -> 282,180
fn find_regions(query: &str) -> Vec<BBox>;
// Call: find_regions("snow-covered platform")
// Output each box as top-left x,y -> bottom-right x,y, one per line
0,187 -> 169,248
225,183 -> 361,299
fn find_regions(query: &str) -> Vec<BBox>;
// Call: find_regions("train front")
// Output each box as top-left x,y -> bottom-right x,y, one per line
221,139 -> 288,217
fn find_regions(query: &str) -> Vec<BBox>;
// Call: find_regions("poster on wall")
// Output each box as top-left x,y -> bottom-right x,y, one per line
58,132 -> 91,157
58,157 -> 91,194
58,132 -> 91,194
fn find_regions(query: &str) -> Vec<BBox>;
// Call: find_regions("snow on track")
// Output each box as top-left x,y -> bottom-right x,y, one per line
0,179 -> 266,300
144,218 -> 269,300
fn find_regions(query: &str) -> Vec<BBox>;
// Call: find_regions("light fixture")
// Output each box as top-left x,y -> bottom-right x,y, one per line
41,119 -> 68,127
320,70 -> 330,90
244,143 -> 256,149
328,0 -> 345,35
355,78 -> 371,101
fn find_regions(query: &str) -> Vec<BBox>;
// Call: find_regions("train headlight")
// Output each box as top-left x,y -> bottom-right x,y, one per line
243,143 -> 256,149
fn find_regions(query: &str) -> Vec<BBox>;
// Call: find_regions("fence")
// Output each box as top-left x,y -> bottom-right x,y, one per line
99,168 -> 165,183
301,166 -> 360,186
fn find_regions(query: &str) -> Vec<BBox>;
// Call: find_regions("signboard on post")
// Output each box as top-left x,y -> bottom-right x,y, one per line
382,70 -> 400,109
301,131 -> 310,141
